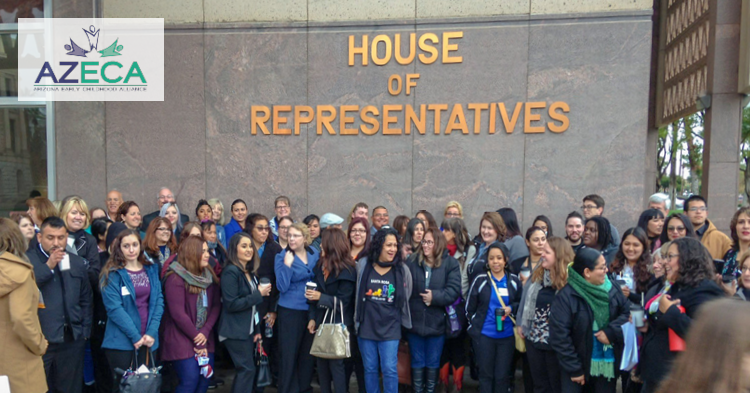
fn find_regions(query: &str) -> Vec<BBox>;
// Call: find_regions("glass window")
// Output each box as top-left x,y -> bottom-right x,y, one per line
0,107 -> 47,217
0,33 -> 17,97
0,1 -> 45,24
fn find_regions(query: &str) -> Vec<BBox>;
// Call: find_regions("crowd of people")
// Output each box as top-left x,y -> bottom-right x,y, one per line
2,188 -> 750,393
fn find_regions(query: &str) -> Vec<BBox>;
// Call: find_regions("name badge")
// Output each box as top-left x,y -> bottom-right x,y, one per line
254,312 -> 260,325
202,292 -> 208,307
121,286 -> 131,296
59,254 -> 70,271
498,288 -> 509,297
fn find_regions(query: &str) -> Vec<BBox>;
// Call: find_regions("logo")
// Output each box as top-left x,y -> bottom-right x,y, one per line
18,18 -> 164,101
64,25 -> 124,58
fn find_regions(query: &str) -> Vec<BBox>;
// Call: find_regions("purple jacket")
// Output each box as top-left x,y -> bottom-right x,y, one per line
160,273 -> 221,361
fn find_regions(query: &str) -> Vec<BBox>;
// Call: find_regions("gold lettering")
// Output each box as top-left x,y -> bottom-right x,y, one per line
317,105 -> 337,135
488,103 -> 496,134
371,35 -> 392,66
382,105 -> 402,135
388,74 -> 402,96
497,102 -> 523,134
272,105 -> 292,135
294,106 -> 314,135
524,102 -> 546,133
349,35 -> 368,66
394,33 -> 416,65
405,73 -> 419,96
405,104 -> 426,135
428,104 -> 449,134
360,106 -> 380,135
467,103 -> 489,134
548,102 -> 570,133
340,105 -> 359,135
445,104 -> 468,134
442,32 -> 463,64
418,33 -> 439,65
251,106 -> 271,135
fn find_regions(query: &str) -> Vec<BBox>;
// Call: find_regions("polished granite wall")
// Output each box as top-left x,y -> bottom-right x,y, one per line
55,3 -> 653,232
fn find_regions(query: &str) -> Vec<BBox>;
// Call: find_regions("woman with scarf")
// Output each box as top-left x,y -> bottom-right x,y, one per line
637,237 -> 724,393
517,237 -> 572,393
162,235 -> 222,393
354,227 -> 413,393
549,248 -> 630,393
143,217 -> 177,268
465,242 -> 522,393
219,232 -> 270,393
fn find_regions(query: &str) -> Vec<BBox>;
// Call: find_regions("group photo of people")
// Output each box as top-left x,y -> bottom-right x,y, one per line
2,188 -> 750,393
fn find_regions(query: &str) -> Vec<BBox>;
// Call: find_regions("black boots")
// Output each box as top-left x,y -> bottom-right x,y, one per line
412,368 -> 425,393
426,368 -> 439,393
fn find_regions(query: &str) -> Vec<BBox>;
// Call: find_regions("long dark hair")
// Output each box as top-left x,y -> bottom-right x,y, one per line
245,213 -> 270,245
416,227 -> 447,268
729,206 -> 750,250
320,228 -> 355,278
637,208 -> 665,236
441,217 -> 473,266
671,237 -> 715,287
585,216 -> 612,250
611,227 -> 652,293
226,232 -> 259,274
173,235 -> 219,294
497,208 -> 522,238
659,213 -> 697,245
366,226 -> 402,266
403,218 -> 425,249
532,215 -> 554,237
416,210 -> 438,230
100,229 -> 151,288
347,217 -> 371,260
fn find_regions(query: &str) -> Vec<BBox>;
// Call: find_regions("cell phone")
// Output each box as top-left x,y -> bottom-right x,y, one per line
615,279 -> 627,288
713,259 -> 726,275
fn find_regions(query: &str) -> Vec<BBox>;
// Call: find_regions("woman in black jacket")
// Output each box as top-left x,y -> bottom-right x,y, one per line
406,227 -> 461,393
304,228 -> 357,393
219,232 -> 271,393
637,237 -> 725,393
608,227 -> 653,306
465,242 -> 522,393
549,248 -> 630,393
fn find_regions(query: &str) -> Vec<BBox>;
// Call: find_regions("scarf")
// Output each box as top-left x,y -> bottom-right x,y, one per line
567,266 -> 615,379
170,262 -> 214,329
520,270 -> 553,331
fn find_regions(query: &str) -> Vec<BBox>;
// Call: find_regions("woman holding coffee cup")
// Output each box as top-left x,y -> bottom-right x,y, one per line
305,228 -> 357,393
275,222 -> 319,393
609,227 -> 653,306
219,232 -> 271,393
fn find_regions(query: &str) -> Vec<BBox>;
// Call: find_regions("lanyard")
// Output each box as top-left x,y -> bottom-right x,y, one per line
488,273 -> 516,325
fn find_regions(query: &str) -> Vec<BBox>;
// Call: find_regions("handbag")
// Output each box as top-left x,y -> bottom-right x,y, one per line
445,296 -> 466,338
117,349 -> 162,393
488,273 -> 526,353
397,340 -> 411,385
255,341 -> 271,388
310,297 -> 351,359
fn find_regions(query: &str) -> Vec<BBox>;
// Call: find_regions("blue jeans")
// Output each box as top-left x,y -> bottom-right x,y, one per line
407,333 -> 445,368
357,338 -> 399,393
172,353 -> 214,393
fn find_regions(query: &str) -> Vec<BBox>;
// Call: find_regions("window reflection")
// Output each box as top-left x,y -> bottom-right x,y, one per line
0,34 -> 18,97
0,107 -> 47,216
0,0 -> 45,23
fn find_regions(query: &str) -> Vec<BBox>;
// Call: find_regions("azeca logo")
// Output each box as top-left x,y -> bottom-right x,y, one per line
35,25 -> 146,86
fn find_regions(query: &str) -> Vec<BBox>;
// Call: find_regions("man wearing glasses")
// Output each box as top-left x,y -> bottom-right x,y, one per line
683,195 -> 731,260
270,195 -> 292,241
581,194 -> 620,247
141,187 -> 189,231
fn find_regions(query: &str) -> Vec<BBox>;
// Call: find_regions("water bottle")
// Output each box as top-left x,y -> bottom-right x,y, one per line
447,305 -> 460,333
265,322 -> 273,338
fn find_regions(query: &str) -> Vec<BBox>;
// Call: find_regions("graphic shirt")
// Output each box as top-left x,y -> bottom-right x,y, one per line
359,268 -> 400,341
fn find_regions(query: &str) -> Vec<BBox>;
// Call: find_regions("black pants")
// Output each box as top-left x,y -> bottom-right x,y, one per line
224,338 -> 257,393
441,331 -> 468,368
277,306 -> 315,393
91,320 -> 112,393
526,343 -> 561,393
104,348 -> 158,392
344,333 -> 366,393
560,370 -> 616,393
472,335 -> 515,393
318,358 -> 347,393
261,314 -> 279,390
44,339 -> 86,393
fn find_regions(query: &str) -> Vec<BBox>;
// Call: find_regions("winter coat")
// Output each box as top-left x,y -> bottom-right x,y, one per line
407,253 -> 461,337
465,272 -> 522,340
0,252 -> 48,393
218,264 -> 263,340
700,219 -> 732,260
548,283 -> 630,380
308,263 -> 357,329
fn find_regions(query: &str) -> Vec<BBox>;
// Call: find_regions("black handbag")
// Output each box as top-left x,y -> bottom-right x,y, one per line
445,297 -> 467,338
117,349 -> 162,393
255,341 -> 272,388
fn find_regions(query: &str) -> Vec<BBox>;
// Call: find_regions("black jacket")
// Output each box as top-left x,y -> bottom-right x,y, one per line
27,243 -> 93,343
69,229 -> 102,291
257,239 -> 282,317
218,264 -> 263,340
308,263 -> 357,329
140,210 -> 189,232
607,271 -> 656,306
465,271 -> 522,340
639,279 -> 724,384
466,242 -> 490,286
407,254 -> 461,337
549,283 -> 630,379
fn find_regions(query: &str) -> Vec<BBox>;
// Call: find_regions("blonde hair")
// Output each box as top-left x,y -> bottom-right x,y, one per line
290,222 -> 312,246
530,236 -> 571,290
207,198 -> 225,225
444,201 -> 463,218
59,196 -> 91,230
0,218 -> 31,262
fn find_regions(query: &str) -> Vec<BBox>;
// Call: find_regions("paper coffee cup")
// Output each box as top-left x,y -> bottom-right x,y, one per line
305,282 -> 317,292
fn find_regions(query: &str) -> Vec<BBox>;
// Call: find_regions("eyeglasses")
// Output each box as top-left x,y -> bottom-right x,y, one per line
350,229 -> 367,234
279,226 -> 290,231
156,227 -> 170,232
581,205 -> 598,211
667,226 -> 686,232
275,205 -> 290,210
255,226 -> 270,231
288,234 -> 302,239
688,207 -> 707,212
667,253 -> 679,261
421,240 -> 434,246
445,213 -> 460,218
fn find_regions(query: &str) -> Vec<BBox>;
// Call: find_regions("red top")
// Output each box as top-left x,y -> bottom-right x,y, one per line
446,244 -> 458,257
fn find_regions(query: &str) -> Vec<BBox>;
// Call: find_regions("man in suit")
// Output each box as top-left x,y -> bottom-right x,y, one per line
140,187 -> 190,231
27,216 -> 93,393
